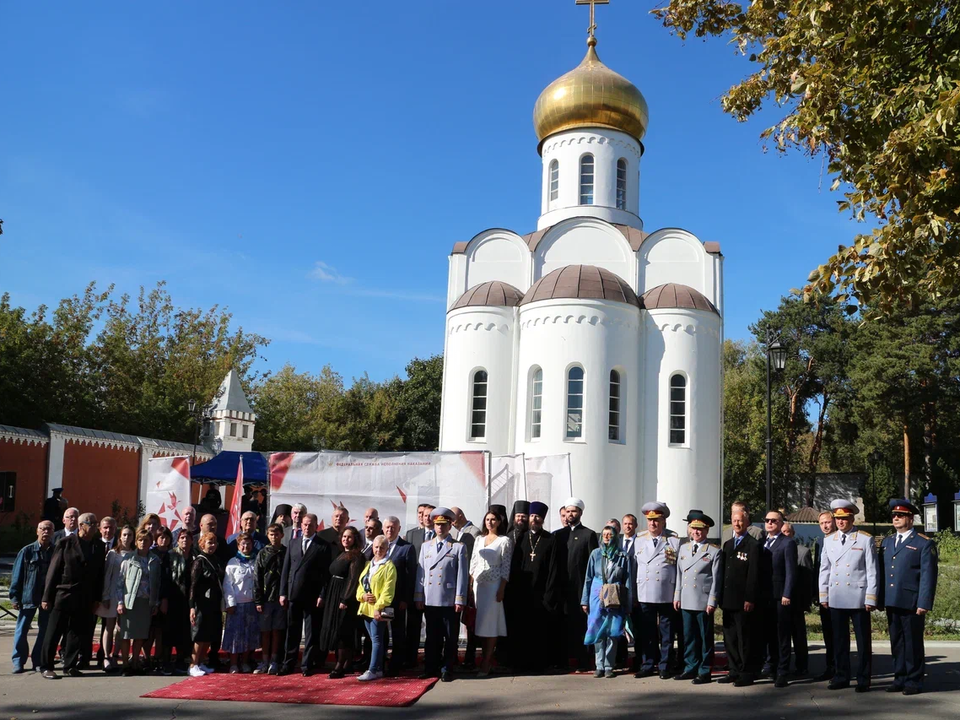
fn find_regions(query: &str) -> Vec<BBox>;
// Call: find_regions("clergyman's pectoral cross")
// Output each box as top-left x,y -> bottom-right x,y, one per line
576,0 -> 609,39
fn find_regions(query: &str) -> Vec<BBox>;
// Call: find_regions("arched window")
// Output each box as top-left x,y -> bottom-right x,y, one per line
528,367 -> 543,439
566,366 -> 584,439
669,374 -> 686,445
616,158 -> 627,210
470,370 -> 488,440
579,155 -> 594,205
608,370 -> 622,441
549,160 -> 559,202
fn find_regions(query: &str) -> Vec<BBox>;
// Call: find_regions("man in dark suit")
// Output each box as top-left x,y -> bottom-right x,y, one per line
760,509 -> 797,687
39,512 -> 106,679
553,497 -> 599,671
403,503 -> 435,668
279,513 -> 333,676
718,506 -> 760,687
813,510 -> 837,681
51,507 -> 79,545
318,504 -> 350,546
781,522 -> 812,675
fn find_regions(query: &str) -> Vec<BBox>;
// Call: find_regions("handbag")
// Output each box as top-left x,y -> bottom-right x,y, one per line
600,556 -> 621,609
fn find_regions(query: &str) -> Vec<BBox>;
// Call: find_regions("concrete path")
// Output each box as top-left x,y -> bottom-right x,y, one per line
1,634 -> 958,719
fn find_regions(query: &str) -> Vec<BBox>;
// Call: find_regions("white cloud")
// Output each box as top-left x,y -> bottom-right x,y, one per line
309,261 -> 353,285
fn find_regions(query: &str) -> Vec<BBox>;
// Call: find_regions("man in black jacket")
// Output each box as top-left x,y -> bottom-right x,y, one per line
553,498 -> 599,671
279,513 -> 332,676
40,512 -> 106,679
782,521 -> 812,675
760,510 -> 797,687
718,507 -> 760,687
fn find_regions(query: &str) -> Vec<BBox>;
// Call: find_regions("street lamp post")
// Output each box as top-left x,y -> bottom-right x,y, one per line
765,331 -> 787,511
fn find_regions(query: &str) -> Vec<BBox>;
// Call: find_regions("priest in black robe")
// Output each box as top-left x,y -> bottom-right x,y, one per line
510,501 -> 561,673
553,497 -> 599,671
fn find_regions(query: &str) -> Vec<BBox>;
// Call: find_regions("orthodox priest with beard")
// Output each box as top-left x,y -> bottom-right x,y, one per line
510,501 -> 561,673
554,497 -> 599,671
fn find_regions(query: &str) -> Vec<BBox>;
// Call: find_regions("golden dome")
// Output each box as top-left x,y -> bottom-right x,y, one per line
533,37 -> 649,150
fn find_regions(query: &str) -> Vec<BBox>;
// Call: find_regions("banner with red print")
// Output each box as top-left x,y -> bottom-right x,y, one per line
146,456 -> 192,532
268,451 -> 488,533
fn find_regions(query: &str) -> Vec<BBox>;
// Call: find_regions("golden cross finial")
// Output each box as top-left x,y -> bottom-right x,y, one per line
576,0 -> 609,41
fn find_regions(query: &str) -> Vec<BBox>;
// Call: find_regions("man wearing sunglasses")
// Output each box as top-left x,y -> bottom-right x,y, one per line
760,510 -> 797,687
818,499 -> 878,693
879,499 -> 938,695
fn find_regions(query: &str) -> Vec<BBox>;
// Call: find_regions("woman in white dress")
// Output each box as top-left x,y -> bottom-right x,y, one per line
469,511 -> 514,675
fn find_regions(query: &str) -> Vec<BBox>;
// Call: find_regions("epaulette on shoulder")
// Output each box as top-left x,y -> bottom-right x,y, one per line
917,533 -> 931,540
857,530 -> 872,537
825,531 -> 836,538
638,531 -> 650,538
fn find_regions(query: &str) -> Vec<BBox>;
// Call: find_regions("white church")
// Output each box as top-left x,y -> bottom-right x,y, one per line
438,11 -> 723,533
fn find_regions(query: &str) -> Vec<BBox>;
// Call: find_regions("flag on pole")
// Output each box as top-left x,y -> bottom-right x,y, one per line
225,455 -> 244,537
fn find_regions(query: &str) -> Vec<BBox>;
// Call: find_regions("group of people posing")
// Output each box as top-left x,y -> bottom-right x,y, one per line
9,493 -> 938,694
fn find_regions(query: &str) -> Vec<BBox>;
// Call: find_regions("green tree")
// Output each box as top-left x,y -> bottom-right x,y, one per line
722,339 -> 768,514
394,354 -> 444,451
654,0 -> 960,314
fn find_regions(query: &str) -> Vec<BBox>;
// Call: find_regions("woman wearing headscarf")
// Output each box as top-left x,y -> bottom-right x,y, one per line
581,524 -> 633,678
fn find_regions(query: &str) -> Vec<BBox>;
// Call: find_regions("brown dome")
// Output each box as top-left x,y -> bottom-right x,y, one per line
451,281 -> 524,310
641,283 -> 719,315
520,265 -> 640,308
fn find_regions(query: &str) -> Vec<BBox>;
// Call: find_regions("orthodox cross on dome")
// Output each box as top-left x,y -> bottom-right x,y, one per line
576,0 -> 609,41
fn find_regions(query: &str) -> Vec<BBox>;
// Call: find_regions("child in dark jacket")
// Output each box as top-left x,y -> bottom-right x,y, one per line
253,523 -> 287,674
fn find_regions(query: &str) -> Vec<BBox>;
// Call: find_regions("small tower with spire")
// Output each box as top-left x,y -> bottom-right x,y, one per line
207,370 -> 256,452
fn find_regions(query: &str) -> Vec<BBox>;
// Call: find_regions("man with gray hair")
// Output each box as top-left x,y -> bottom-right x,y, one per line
40,512 -> 106,678
53,507 -> 80,544
283,503 -> 308,546
10,520 -> 55,672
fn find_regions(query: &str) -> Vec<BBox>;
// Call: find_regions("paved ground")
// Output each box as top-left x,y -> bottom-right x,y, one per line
1,631 -> 958,719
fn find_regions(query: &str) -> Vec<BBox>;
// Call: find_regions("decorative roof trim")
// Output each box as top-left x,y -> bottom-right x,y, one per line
0,425 -> 49,447
451,220 -> 649,255
45,423 -> 141,452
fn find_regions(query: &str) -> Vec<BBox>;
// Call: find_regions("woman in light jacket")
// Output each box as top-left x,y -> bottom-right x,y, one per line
469,511 -> 514,675
117,528 -> 162,676
355,536 -> 397,682
221,533 -> 259,673
99,525 -> 135,673
580,525 -> 633,678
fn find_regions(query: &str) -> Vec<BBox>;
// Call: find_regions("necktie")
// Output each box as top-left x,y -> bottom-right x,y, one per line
735,535 -> 742,548
652,537 -> 659,550
302,537 -> 309,554
436,541 -> 443,553
840,533 -> 846,545
765,537 -> 773,549
692,543 -> 699,555
895,534 -> 902,549
426,529 -> 435,541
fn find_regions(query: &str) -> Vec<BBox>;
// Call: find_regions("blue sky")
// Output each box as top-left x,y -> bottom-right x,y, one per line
0,1 -> 862,384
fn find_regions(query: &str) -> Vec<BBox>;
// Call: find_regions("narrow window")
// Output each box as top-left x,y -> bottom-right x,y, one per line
471,370 -> 488,440
215,421 -> 222,436
669,374 -> 686,445
230,422 -> 238,437
242,425 -> 249,439
609,370 -> 621,441
566,366 -> 584,439
530,367 -> 543,439
579,155 -> 594,205
549,160 -> 559,202
616,158 -> 627,210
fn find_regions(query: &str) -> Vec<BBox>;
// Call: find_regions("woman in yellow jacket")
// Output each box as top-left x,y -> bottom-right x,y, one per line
356,535 -> 397,681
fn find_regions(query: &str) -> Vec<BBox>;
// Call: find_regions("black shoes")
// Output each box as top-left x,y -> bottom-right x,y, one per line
328,669 -> 345,679
302,668 -> 312,677
775,675 -> 789,688
855,685 -> 870,693
886,684 -> 905,693
717,674 -> 738,684
827,680 -> 850,690
733,677 -> 755,687
675,671 -> 697,680
440,671 -> 453,682
64,668 -> 82,677
658,670 -> 672,679
634,667 -> 656,678
693,674 -> 712,685
902,687 -> 921,696
814,670 -> 835,682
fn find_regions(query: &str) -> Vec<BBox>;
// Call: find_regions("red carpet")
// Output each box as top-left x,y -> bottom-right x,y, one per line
141,672 -> 439,707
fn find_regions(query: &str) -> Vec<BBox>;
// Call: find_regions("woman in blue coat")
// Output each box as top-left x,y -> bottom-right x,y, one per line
581,525 -> 633,677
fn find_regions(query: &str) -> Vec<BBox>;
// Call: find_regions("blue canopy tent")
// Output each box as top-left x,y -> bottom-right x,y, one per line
190,451 -> 269,485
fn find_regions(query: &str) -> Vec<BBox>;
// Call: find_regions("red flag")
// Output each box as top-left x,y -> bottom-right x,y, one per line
225,456 -> 244,537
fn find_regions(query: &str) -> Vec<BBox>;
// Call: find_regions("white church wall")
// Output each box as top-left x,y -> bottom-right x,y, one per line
447,253 -> 468,309
534,218 -> 636,287
641,308 -> 722,538
638,228 -> 718,306
515,298 -> 641,530
538,129 -> 643,231
461,230 -> 531,297
439,306 -> 517,456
